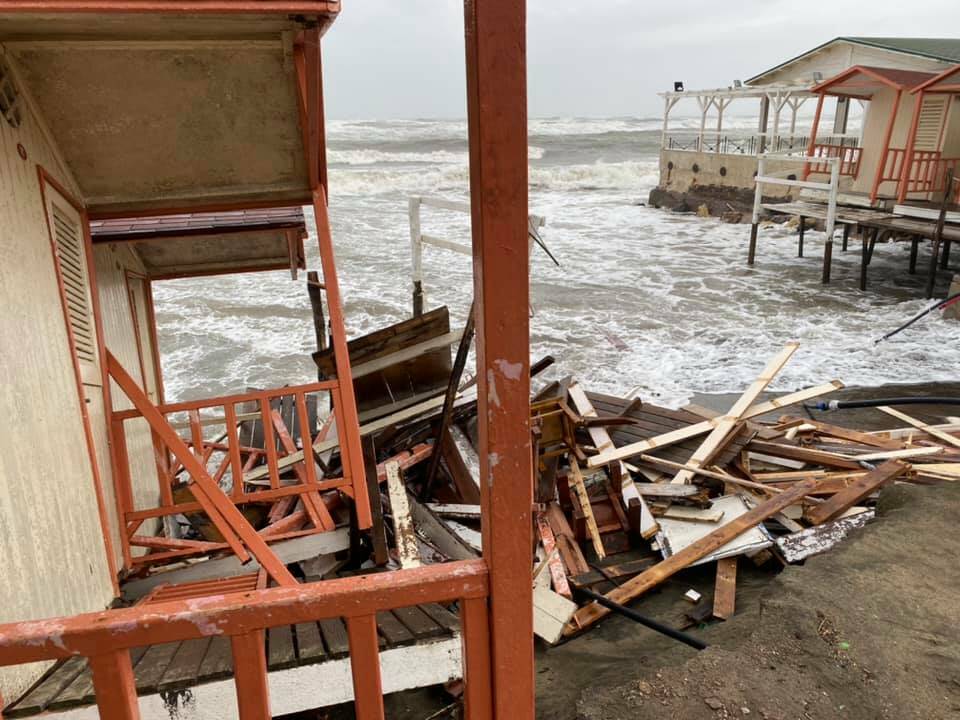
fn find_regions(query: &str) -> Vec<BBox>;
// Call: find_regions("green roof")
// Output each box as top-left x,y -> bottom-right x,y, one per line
747,37 -> 960,84
843,37 -> 960,64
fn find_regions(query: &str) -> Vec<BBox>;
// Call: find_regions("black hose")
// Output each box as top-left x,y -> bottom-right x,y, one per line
874,292 -> 960,344
574,586 -> 708,650
812,397 -> 960,411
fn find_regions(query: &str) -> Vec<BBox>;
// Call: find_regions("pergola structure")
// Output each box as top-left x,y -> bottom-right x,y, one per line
659,84 -> 829,156
0,2 -> 533,720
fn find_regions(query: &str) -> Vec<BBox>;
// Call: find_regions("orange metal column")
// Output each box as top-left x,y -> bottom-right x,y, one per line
231,631 -> 271,720
463,0 -> 535,718
346,614 -> 385,720
89,650 -> 140,720
461,596 -> 493,720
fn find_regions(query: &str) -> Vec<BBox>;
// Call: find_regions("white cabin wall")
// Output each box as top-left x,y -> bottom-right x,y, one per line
0,48 -> 115,700
750,41 -> 952,86
851,88 -> 923,196
93,243 -> 162,549
939,96 -> 960,160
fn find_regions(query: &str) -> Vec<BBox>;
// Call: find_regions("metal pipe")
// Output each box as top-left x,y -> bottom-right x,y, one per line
575,586 -> 708,651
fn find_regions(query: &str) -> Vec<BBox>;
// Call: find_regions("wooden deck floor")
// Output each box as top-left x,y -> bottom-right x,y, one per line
4,602 -> 459,717
586,394 -> 749,470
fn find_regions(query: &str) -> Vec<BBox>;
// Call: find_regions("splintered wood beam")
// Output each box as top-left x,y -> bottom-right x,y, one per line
384,461 -> 421,569
567,382 -> 658,539
545,502 -> 590,576
778,416 -> 900,449
876,406 -> 960,450
568,462 -> 605,559
712,556 -> 737,620
566,479 -> 816,633
670,342 -> 799,484
535,513 -> 572,598
588,381 -> 843,468
804,460 -> 907,525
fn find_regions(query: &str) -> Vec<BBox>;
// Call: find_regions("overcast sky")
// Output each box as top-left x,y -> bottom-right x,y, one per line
322,0 -> 960,120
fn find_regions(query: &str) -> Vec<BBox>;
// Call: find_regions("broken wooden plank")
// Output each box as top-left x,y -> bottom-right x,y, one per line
533,585 -> 578,645
588,381 -> 843,468
535,513 -> 572,598
121,530 -> 349,600
566,479 -> 816,633
662,505 -> 724,523
424,503 -> 481,520
670,343 -> 799,484
385,461 -> 421,569
545,502 -> 590,576
568,382 -> 659,540
631,483 -> 700,498
876,406 -> 960,450
568,557 -> 657,589
776,510 -> 874,562
848,446 -> 943,462
712,556 -> 737,620
804,460 -> 907,525
568,462 -> 605,559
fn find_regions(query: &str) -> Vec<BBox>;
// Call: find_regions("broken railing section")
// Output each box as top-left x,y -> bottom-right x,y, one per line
107,351 -> 372,581
526,342 -> 960,645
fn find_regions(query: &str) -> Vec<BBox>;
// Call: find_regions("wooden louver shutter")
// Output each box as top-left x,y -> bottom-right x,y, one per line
51,202 -> 97,367
915,96 -> 947,151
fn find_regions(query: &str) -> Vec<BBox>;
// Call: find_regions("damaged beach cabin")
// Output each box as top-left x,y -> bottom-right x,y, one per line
0,2 -> 535,719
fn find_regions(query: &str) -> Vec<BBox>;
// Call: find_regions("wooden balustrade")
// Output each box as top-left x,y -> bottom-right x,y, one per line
807,143 -> 862,177
0,561 -> 492,720
107,352 -> 365,573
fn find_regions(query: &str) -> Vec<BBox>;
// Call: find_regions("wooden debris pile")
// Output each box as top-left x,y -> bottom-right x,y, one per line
524,342 -> 960,644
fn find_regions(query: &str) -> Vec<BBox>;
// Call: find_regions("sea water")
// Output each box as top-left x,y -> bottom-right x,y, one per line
152,117 -> 960,406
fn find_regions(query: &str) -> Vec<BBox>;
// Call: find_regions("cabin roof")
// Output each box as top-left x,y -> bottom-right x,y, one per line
747,37 -> 960,85
90,208 -> 306,280
810,65 -> 937,98
0,4 -> 338,217
912,63 -> 960,94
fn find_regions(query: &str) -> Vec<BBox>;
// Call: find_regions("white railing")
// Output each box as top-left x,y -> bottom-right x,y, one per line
664,130 -> 860,157
408,196 -> 547,316
749,154 -> 841,282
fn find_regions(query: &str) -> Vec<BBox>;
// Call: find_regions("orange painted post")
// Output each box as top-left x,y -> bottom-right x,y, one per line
224,402 -> 244,498
346,614 -> 385,720
231,631 -> 271,720
898,89 -> 925,203
463,0 -> 535,718
310,191 -> 370,528
802,93 -> 825,180
871,89 -> 903,202
89,650 -> 140,720
461,596 -> 493,720
260,395 -> 281,489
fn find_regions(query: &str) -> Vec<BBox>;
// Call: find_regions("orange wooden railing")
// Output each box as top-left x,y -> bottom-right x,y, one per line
0,561 -> 493,720
807,143 -> 862,177
107,354 -> 366,574
883,148 -> 960,202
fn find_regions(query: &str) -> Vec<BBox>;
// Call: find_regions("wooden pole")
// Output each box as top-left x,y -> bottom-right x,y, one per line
802,93 -> 825,181
898,90 -> 925,204
871,89 -> 902,203
421,302 -> 475,499
927,169 -> 952,298
464,0 -> 534,715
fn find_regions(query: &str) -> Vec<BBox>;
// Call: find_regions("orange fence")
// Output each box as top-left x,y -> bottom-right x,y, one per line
882,148 -> 960,201
807,143 -> 862,177
0,561 -> 493,720
107,353 -> 368,575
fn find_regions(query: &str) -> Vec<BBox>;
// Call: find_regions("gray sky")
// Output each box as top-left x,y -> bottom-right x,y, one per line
322,0 -> 960,120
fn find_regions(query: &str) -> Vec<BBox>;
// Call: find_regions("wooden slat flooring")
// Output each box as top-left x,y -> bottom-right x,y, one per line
586,393 -> 749,470
5,600 -> 461,717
